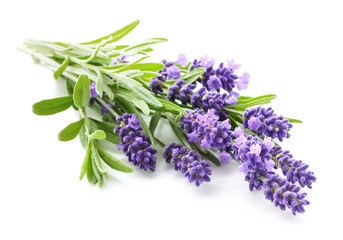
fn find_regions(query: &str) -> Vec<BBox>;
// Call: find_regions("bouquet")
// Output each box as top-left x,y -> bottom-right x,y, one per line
19,20 -> 316,215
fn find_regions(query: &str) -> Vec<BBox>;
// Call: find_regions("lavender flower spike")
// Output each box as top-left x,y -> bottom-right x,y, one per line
114,113 -> 157,171
243,107 -> 293,141
263,174 -> 310,215
163,142 -> 212,187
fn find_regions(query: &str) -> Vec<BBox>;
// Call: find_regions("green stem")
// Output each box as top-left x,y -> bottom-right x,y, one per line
95,96 -> 119,118
79,107 -> 90,135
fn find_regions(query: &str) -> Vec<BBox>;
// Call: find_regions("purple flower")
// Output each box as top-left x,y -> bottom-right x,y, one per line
182,109 -> 233,152
167,66 -> 181,79
219,151 -> 232,163
208,76 -> 222,91
233,135 -> 274,191
271,146 -> 316,188
234,135 -> 247,149
90,82 -> 98,97
263,137 -> 275,150
263,174 -> 310,215
244,107 -> 293,141
235,72 -> 250,90
163,142 -> 211,186
112,55 -> 129,65
149,59 -> 174,94
101,103 -> 113,114
227,59 -> 241,70
248,117 -> 262,130
175,53 -> 188,67
233,127 -> 244,137
114,113 -> 157,171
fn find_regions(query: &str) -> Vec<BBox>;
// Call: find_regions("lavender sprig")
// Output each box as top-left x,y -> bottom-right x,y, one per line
163,142 -> 212,186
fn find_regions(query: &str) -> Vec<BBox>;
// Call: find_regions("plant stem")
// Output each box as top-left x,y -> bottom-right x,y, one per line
95,96 -> 119,118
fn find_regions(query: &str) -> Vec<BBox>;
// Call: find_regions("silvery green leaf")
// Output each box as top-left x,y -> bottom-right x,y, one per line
58,118 -> 84,141
32,96 -> 73,115
89,130 -> 106,140
53,57 -> 69,80
73,74 -> 90,108
94,142 -> 133,173
88,118 -> 120,145
149,111 -> 161,136
80,142 -> 91,180
124,38 -> 167,55
180,67 -> 206,85
80,20 -> 140,45
286,118 -> 303,123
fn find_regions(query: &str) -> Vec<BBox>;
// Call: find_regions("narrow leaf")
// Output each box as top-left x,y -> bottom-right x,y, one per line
32,96 -> 73,115
73,74 -> 90,108
286,117 -> 303,123
149,111 -> 161,136
80,20 -> 140,45
94,143 -> 133,173
53,57 -> 69,80
180,67 -> 206,85
80,142 -> 91,180
58,118 -> 84,141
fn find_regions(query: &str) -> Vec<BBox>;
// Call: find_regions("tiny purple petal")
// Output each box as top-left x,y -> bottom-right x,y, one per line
263,137 -> 275,151
219,151 -> 232,163
175,53 -> 188,67
233,127 -> 244,138
208,76 -> 222,91
167,66 -> 181,79
90,82 -> 98,97
250,144 -> 261,156
248,117 -> 262,130
227,59 -> 241,70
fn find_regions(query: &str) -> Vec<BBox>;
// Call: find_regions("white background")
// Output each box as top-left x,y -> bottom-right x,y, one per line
1,0 -> 342,239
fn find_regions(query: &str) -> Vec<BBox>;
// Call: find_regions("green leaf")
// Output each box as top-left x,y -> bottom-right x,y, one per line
95,72 -> 114,100
166,115 -> 191,149
131,99 -> 150,115
158,99 -> 188,116
286,117 -> 303,123
131,85 -> 162,108
149,111 -> 161,136
88,118 -> 120,144
32,96 -> 73,115
180,67 -> 206,85
126,62 -> 164,72
73,74 -> 90,108
66,78 -> 76,95
80,142 -> 91,180
91,144 -> 106,174
58,118 -> 84,141
114,56 -> 150,73
79,124 -> 88,149
94,143 -> 133,173
125,38 -> 168,55
116,97 -> 156,147
230,94 -> 277,110
80,20 -> 140,45
87,156 -> 96,184
191,143 -> 221,167
89,130 -> 106,140
53,57 -> 69,80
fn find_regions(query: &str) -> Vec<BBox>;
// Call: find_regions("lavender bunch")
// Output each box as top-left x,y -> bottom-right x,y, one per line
22,20 -> 316,215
